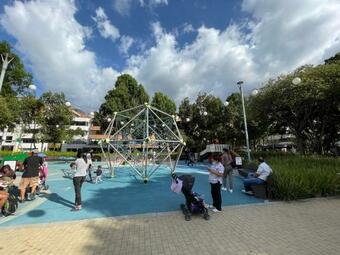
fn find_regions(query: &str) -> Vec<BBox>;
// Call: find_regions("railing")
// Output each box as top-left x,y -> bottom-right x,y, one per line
200,144 -> 230,156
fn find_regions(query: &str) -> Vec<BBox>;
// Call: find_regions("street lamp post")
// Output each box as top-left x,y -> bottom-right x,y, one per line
28,84 -> 37,150
237,81 -> 251,161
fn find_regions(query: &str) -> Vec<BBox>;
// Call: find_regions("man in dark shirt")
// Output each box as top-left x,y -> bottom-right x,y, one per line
19,150 -> 43,202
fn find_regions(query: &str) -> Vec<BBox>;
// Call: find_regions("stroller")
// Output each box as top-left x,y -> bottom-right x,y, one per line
171,174 -> 210,221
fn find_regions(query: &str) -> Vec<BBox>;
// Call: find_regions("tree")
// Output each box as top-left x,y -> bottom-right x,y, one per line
178,93 -> 226,151
19,96 -> 45,149
96,74 -> 149,128
151,92 -> 176,115
0,41 -> 32,96
249,57 -> 340,154
38,92 -> 73,148
0,96 -> 19,130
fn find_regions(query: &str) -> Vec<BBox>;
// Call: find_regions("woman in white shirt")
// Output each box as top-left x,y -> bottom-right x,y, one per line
208,154 -> 224,212
72,152 -> 88,210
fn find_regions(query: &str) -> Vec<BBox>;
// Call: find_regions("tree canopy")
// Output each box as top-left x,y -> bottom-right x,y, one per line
0,41 -> 32,96
96,74 -> 149,127
151,92 -> 176,115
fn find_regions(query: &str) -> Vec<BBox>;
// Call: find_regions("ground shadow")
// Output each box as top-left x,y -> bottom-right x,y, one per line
27,209 -> 46,217
45,192 -> 74,209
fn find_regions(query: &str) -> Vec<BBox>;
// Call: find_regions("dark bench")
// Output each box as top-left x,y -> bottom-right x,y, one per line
250,174 -> 274,199
237,168 -> 255,178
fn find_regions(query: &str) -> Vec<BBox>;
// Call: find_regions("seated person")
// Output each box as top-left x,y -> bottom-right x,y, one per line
0,165 -> 16,185
242,157 -> 272,195
0,165 -> 16,214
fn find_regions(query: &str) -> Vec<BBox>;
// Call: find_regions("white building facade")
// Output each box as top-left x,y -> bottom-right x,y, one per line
0,108 -> 93,152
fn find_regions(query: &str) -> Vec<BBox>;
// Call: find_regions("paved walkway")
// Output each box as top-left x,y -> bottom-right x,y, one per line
2,198 -> 340,255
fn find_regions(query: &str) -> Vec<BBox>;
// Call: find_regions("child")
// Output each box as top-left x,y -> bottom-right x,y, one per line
94,165 -> 103,184
39,162 -> 49,190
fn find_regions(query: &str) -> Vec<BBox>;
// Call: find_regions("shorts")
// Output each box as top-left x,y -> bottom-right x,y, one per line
19,176 -> 39,190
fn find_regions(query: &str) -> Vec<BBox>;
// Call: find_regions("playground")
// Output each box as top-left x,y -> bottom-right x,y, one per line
0,160 -> 263,227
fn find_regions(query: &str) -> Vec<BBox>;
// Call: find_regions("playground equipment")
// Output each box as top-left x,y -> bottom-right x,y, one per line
99,103 -> 185,183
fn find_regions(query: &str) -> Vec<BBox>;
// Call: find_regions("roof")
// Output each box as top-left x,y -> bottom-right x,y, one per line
71,108 -> 91,118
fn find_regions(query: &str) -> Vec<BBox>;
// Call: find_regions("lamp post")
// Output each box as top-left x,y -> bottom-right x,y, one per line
28,84 -> 37,150
237,81 -> 251,161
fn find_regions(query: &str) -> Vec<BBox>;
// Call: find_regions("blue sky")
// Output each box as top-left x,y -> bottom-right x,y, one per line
1,0 -> 340,111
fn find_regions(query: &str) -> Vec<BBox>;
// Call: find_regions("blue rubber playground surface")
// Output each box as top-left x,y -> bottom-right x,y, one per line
0,161 -> 263,227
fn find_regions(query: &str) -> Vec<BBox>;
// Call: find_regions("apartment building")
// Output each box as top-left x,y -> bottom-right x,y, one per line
0,108 -> 93,152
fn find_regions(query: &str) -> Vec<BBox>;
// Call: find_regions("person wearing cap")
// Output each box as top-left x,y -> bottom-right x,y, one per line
19,149 -> 43,202
242,157 -> 272,195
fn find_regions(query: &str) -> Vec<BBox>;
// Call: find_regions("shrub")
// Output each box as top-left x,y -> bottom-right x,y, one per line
267,155 -> 340,200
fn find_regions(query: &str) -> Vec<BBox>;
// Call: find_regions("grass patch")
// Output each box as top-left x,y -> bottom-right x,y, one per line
265,155 -> 340,200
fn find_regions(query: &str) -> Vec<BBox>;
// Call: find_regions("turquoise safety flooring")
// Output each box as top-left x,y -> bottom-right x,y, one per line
0,161 -> 263,227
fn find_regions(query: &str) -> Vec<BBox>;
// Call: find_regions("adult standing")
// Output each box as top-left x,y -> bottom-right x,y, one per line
221,148 -> 234,193
72,152 -> 88,210
207,154 -> 224,212
19,150 -> 43,202
86,150 -> 93,182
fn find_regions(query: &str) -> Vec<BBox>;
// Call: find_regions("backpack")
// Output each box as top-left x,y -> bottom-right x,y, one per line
1,186 -> 19,216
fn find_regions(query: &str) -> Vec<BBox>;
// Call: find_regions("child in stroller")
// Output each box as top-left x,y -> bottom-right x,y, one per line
171,173 -> 210,221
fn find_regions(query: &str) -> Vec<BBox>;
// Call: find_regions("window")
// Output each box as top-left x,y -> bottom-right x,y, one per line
22,138 -> 35,143
72,121 -> 88,126
5,136 -> 13,142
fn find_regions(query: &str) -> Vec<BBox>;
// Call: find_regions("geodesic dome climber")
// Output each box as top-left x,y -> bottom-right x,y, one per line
99,103 -> 185,183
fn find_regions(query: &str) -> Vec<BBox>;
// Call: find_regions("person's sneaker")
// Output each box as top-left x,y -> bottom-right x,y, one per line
242,189 -> 254,195
71,206 -> 80,211
78,205 -> 82,210
221,187 -> 227,191
207,204 -> 215,209
29,193 -> 36,201
19,199 -> 25,204
229,189 -> 233,193
212,208 -> 221,213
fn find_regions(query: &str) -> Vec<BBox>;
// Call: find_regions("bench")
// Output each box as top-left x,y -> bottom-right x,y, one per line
250,174 -> 274,199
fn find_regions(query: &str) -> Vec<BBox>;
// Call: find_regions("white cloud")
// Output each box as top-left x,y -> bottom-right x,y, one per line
113,0 -> 169,16
113,0 -> 134,16
124,0 -> 340,103
0,0 -> 118,111
125,22 -> 257,102
149,0 -> 168,6
119,35 -> 134,55
182,23 -> 195,34
93,7 -> 120,41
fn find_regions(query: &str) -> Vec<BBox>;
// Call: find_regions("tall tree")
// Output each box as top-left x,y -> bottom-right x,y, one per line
0,41 -> 32,96
96,74 -> 149,127
151,92 -> 176,115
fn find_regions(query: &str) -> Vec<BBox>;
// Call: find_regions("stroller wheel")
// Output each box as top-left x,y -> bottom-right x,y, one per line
185,214 -> 191,221
203,208 -> 210,220
180,204 -> 186,210
203,213 -> 210,220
